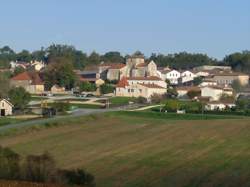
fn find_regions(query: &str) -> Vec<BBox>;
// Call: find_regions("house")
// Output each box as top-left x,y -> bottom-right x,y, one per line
10,61 -> 29,70
105,63 -> 127,81
181,70 -> 196,83
51,85 -> 66,94
176,86 -> 201,98
10,71 -> 44,94
205,101 -> 236,111
0,99 -> 13,116
200,85 -> 233,101
30,60 -> 46,71
211,72 -> 249,86
199,79 -> 217,87
115,76 -> 167,99
162,69 -> 181,85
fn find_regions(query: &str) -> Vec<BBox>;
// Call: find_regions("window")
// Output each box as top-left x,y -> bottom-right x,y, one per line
2,102 -> 4,107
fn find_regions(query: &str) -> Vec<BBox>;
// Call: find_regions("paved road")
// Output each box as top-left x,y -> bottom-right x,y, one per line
0,108 -> 121,133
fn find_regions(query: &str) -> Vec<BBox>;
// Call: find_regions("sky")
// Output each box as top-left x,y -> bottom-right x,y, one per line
0,0 -> 249,59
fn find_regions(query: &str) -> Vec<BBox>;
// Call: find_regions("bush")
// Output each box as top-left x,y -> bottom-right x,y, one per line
100,84 -> 115,94
0,146 -> 20,180
52,102 -> 70,113
79,82 -> 96,92
0,147 -> 96,187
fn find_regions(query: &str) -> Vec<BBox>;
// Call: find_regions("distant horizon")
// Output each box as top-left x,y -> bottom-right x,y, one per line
1,0 -> 249,60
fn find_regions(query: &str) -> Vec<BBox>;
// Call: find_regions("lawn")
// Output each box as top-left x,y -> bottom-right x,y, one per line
109,97 -> 138,107
1,112 -> 250,187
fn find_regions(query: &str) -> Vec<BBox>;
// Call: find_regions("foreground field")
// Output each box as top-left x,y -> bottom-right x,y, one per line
1,112 -> 250,187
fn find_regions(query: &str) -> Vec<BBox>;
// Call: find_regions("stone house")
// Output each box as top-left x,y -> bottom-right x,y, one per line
0,99 -> 13,116
10,72 -> 44,94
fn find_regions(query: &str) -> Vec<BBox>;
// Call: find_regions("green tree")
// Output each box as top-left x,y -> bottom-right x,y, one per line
44,60 -> 77,90
8,87 -> 31,110
101,51 -> 124,63
100,84 -> 114,94
79,82 -> 96,92
224,51 -> 250,73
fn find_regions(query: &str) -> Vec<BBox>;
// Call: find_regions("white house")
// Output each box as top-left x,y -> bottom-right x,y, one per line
181,70 -> 196,83
116,77 -> 167,99
162,70 -> 181,85
0,99 -> 14,117
200,85 -> 233,101
205,101 -> 236,111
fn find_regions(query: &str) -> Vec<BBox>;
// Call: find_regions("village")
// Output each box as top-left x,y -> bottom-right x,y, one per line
1,52 -> 250,120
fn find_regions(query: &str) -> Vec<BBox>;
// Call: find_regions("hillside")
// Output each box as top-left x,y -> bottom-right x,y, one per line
1,112 -> 250,187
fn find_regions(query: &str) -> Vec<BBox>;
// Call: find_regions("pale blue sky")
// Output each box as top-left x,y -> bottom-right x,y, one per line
0,0 -> 249,59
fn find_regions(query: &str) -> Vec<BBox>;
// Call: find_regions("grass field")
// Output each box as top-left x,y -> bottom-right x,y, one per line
0,117 -> 29,127
1,112 -> 250,187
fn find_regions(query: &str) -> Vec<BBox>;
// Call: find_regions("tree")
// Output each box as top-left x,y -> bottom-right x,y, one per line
149,52 -> 217,69
101,51 -> 124,63
79,82 -> 96,92
16,50 -> 32,62
100,84 -> 114,94
193,77 -> 203,86
13,66 -> 26,76
88,51 -> 100,65
44,60 -> 77,90
8,87 -> 31,110
224,51 -> 250,73
24,152 -> 57,183
0,146 -> 20,180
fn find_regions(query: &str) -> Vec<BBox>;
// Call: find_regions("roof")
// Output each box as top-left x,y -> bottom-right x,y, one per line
127,76 -> 163,81
213,72 -> 249,77
138,83 -> 165,89
116,77 -> 129,88
100,63 -> 126,69
11,72 -> 32,81
0,99 -> 14,107
11,72 -> 43,85
176,86 -> 201,92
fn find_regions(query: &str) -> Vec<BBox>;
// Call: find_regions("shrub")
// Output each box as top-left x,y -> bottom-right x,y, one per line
100,84 -> 114,94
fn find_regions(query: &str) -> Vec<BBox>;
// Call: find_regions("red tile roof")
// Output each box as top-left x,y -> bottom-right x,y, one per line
116,77 -> 129,88
11,72 -> 43,85
11,72 -> 32,81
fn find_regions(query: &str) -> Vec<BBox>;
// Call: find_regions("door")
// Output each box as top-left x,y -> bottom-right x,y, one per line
1,109 -> 5,116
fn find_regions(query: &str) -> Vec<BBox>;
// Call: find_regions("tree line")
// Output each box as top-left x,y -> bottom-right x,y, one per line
1,45 -> 250,72
0,146 -> 95,187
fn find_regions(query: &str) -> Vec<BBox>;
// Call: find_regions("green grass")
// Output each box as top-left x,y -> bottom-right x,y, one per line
109,97 -> 138,107
111,111 -> 242,120
69,103 -> 102,109
0,117 -> 28,127
1,113 -> 250,187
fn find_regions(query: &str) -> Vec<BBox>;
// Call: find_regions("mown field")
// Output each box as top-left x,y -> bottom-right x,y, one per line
1,112 -> 250,187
